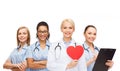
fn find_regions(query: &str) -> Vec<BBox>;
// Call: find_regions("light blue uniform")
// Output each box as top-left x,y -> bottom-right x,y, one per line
8,44 -> 29,71
83,42 -> 99,71
47,39 -> 87,71
26,40 -> 50,71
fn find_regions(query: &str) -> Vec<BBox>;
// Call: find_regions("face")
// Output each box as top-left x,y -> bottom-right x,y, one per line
37,26 -> 48,41
61,21 -> 74,38
84,27 -> 97,44
18,28 -> 28,44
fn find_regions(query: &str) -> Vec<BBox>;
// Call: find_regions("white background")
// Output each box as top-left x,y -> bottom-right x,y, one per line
0,0 -> 120,71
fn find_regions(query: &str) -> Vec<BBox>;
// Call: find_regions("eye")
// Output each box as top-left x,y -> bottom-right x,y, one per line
18,32 -> 21,35
38,30 -> 48,34
69,27 -> 73,29
88,32 -> 92,35
23,32 -> 27,35
63,27 -> 67,29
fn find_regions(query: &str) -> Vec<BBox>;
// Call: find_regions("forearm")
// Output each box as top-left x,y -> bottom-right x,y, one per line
12,68 -> 22,71
34,60 -> 47,65
86,58 -> 95,66
3,63 -> 17,69
28,61 -> 46,69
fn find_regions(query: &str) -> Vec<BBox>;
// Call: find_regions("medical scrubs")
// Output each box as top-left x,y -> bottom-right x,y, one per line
27,41 -> 50,71
8,44 -> 29,71
83,42 -> 99,71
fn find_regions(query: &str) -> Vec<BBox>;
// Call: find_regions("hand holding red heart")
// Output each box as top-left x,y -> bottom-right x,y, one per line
66,60 -> 78,69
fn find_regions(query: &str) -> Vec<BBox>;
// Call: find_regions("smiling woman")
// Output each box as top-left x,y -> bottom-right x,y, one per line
3,26 -> 30,71
47,18 -> 87,71
1,16 -> 120,71
82,25 -> 114,71
26,21 -> 51,71
1,0 -> 120,71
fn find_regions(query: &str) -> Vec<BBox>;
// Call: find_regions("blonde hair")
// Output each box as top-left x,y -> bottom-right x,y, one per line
16,26 -> 30,46
61,18 -> 75,30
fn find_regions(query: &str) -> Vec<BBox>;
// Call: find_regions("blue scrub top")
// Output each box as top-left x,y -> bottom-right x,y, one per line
83,42 -> 99,71
26,40 -> 50,71
8,44 -> 29,71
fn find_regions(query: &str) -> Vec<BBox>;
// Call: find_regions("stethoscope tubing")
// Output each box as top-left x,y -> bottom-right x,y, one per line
54,42 -> 76,60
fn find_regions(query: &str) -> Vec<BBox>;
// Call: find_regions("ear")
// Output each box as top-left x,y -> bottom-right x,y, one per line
83,33 -> 85,37
83,32 -> 85,36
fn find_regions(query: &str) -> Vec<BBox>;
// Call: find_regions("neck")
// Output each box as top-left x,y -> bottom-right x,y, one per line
19,42 -> 26,48
85,41 -> 95,52
39,40 -> 46,44
85,41 -> 93,48
63,37 -> 72,43
39,40 -> 46,49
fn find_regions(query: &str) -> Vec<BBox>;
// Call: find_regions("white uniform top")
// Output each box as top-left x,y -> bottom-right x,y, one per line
47,39 -> 87,71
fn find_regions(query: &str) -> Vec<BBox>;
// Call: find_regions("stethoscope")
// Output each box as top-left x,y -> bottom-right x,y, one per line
33,41 -> 50,52
54,42 -> 77,60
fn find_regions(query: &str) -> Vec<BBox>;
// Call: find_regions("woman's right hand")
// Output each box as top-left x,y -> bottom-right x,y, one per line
66,60 -> 78,69
87,53 -> 98,66
92,54 -> 98,61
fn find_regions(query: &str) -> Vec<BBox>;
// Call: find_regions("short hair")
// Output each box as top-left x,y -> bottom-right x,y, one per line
61,18 -> 75,30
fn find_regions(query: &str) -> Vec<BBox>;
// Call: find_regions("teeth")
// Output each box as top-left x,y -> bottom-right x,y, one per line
65,33 -> 70,35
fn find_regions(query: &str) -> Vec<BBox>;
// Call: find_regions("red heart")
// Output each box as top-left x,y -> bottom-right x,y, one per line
67,45 -> 84,60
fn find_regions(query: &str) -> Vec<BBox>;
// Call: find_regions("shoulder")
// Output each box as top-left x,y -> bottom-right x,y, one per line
9,48 -> 18,56
28,42 -> 37,50
46,40 -> 51,47
51,40 -> 60,45
50,42 -> 58,47
12,48 -> 18,52
49,41 -> 61,50
76,42 -> 82,46
94,45 -> 100,51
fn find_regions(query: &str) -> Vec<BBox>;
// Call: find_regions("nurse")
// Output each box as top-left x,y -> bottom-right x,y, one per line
82,25 -> 114,71
3,26 -> 30,71
26,21 -> 51,71
47,18 -> 87,71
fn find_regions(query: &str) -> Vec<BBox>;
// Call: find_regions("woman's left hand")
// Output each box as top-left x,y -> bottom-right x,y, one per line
105,60 -> 114,69
16,61 -> 27,71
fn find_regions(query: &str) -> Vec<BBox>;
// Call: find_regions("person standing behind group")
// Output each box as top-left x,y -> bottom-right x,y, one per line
26,21 -> 51,71
3,26 -> 31,71
47,18 -> 87,71
82,25 -> 114,71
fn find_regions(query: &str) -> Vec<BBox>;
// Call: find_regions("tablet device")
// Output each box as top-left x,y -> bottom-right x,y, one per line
92,48 -> 116,71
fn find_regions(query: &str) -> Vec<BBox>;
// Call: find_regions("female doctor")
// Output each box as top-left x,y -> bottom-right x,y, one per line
47,18 -> 87,71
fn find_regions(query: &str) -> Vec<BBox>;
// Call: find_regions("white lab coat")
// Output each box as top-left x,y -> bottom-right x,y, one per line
47,39 -> 87,71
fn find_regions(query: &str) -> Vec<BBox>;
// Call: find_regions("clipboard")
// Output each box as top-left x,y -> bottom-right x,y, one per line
92,48 -> 116,71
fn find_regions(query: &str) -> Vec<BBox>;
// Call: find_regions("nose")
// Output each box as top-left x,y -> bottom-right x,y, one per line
41,33 -> 44,35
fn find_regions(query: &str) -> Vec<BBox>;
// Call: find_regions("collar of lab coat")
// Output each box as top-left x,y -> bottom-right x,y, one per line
58,38 -> 77,47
